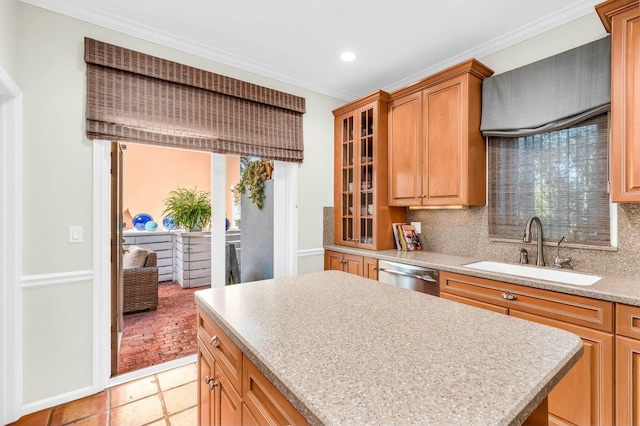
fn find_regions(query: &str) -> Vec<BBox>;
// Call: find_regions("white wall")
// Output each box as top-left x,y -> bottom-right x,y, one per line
479,12 -> 607,74
15,1 -> 341,407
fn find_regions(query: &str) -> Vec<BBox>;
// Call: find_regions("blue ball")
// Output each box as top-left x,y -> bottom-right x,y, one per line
132,213 -> 153,231
163,215 -> 177,230
144,221 -> 158,231
225,217 -> 231,231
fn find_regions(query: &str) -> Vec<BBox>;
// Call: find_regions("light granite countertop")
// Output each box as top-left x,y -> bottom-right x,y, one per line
325,244 -> 640,307
195,271 -> 583,426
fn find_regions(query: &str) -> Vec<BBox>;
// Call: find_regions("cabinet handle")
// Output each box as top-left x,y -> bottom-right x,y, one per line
210,336 -> 221,347
205,376 -> 219,389
502,292 -> 517,301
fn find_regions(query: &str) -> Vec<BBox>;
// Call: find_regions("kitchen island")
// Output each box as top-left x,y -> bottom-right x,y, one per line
195,270 -> 583,425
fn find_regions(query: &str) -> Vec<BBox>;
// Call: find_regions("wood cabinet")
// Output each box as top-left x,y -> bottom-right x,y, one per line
440,271 -> 614,426
323,249 -> 378,279
596,0 -> 640,202
197,308 -> 307,425
243,355 -> 308,426
615,303 -> 640,424
332,91 -> 405,250
388,60 -> 493,207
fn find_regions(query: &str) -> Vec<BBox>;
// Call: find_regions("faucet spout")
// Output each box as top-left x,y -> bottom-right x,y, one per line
523,216 -> 545,266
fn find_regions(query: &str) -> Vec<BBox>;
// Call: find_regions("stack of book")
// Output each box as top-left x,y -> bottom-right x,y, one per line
392,223 -> 422,251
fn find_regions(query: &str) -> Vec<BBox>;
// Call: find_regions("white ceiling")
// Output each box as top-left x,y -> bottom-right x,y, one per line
22,0 -> 602,100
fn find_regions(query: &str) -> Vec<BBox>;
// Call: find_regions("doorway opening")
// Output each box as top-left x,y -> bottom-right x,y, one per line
110,143 -> 277,377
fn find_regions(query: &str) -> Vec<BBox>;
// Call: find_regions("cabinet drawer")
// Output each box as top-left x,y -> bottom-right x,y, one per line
243,355 -> 309,426
616,304 -> 640,339
440,272 -> 614,333
197,307 -> 243,394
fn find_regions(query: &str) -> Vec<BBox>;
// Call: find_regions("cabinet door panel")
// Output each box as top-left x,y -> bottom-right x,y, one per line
198,340 -> 216,426
217,367 -> 242,426
243,355 -> 309,425
616,335 -> 640,425
363,257 -> 378,280
324,250 -> 344,271
511,309 -> 614,426
388,92 -> 422,205
424,77 -> 464,203
610,8 -> 640,201
343,254 -> 364,276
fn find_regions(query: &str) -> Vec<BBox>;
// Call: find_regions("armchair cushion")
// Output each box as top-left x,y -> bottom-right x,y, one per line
123,245 -> 149,269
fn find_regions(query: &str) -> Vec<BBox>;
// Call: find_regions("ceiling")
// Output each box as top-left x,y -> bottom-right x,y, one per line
22,0 -> 602,101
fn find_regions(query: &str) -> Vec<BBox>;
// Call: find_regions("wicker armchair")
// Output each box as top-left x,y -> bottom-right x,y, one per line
123,251 -> 159,314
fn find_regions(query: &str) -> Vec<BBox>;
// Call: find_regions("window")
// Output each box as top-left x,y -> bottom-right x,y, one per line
488,113 -> 610,246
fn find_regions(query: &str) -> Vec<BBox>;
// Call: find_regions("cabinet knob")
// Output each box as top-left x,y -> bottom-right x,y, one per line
205,376 -> 219,389
210,335 -> 221,347
502,292 -> 517,301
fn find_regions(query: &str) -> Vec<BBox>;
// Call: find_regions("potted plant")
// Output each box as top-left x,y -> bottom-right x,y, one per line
162,187 -> 212,231
233,159 -> 273,210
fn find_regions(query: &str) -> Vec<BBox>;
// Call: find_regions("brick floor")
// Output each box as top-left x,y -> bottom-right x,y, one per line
118,281 -> 200,375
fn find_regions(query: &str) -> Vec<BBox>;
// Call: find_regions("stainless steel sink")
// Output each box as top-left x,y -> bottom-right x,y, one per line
463,261 -> 601,286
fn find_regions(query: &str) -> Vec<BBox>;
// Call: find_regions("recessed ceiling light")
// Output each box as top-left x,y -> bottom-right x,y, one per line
340,51 -> 357,62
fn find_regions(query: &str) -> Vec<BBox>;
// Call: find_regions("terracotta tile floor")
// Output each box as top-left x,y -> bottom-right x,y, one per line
9,363 -> 198,426
119,281 -> 200,375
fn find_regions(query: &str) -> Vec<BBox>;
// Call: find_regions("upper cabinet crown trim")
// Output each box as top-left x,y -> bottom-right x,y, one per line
596,0 -> 639,32
390,59 -> 494,100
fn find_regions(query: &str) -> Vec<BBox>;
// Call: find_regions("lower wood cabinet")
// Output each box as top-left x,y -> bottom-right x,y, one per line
440,271 -> 614,426
324,249 -> 378,280
197,307 -> 308,426
615,303 -> 640,425
510,310 -> 614,426
242,355 -> 308,425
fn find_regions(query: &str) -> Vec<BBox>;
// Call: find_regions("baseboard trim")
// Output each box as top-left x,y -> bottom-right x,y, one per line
21,385 -> 94,418
21,270 -> 93,289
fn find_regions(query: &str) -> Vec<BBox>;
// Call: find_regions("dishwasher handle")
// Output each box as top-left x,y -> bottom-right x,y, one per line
378,267 -> 438,282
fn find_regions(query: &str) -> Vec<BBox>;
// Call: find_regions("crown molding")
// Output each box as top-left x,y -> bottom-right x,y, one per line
384,0 -> 603,93
19,0 -> 355,100
20,0 -> 601,102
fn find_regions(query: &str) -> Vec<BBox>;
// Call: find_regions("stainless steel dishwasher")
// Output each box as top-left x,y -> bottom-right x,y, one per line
378,260 -> 440,296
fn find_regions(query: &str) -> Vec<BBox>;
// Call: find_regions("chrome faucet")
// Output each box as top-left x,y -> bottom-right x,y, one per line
523,216 -> 545,266
554,236 -> 573,269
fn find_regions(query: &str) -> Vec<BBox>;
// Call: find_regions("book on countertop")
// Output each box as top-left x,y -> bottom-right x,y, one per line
391,223 -> 421,251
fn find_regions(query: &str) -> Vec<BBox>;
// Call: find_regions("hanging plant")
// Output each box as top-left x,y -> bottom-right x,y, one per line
233,159 -> 273,210
162,187 -> 212,232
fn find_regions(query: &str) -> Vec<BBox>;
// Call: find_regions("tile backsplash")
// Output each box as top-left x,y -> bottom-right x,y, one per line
323,204 -> 640,278
406,204 -> 640,277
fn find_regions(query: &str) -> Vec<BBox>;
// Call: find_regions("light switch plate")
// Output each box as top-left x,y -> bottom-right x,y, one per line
411,221 -> 422,234
69,226 -> 83,243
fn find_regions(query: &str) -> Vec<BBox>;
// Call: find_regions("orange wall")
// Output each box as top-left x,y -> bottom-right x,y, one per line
122,143 -> 242,229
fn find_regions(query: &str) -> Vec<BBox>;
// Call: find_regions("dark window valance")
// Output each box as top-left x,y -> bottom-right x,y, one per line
84,38 -> 306,162
480,36 -> 610,137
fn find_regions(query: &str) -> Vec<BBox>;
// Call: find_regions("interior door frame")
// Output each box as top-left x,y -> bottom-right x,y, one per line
93,140 -> 299,388
0,67 -> 23,425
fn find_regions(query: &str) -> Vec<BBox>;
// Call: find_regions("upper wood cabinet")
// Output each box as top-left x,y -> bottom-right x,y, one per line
332,91 -> 405,250
388,59 -> 493,207
596,0 -> 640,202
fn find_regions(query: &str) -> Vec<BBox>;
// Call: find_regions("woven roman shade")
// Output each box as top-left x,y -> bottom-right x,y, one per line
84,38 -> 306,162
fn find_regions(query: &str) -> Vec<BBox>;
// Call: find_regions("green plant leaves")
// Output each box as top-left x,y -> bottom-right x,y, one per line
232,160 -> 271,210
162,187 -> 212,232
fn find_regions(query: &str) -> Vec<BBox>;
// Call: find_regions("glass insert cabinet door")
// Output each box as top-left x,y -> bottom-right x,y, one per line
336,105 -> 376,247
